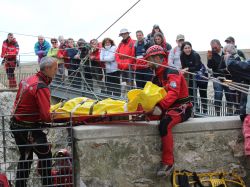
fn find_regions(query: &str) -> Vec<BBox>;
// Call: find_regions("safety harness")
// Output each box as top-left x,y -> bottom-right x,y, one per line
172,170 -> 246,187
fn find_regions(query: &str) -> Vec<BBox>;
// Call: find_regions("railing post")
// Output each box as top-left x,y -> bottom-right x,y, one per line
2,116 -> 6,163
193,76 -> 197,115
128,64 -> 133,91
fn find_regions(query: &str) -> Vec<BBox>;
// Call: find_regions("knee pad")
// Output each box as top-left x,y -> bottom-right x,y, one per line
158,115 -> 172,137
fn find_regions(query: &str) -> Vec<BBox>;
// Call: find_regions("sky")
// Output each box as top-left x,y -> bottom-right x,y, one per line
0,0 -> 249,63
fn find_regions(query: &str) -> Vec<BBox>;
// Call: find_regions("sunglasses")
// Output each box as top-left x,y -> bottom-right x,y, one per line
51,41 -> 57,44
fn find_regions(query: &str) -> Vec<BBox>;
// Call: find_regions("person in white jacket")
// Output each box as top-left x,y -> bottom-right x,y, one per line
100,38 -> 121,96
168,34 -> 185,70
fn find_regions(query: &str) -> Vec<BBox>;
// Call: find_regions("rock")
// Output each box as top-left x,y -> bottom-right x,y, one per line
133,178 -> 154,187
85,177 -> 112,187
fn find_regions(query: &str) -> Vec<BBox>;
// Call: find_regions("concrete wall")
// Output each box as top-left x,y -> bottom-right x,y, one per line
73,116 -> 249,187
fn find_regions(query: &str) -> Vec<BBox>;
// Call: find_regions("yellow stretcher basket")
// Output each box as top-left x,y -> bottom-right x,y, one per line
172,170 -> 246,187
127,81 -> 167,112
50,81 -> 167,120
50,97 -> 127,119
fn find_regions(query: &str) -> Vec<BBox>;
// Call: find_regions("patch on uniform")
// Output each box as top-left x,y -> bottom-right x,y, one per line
170,81 -> 177,88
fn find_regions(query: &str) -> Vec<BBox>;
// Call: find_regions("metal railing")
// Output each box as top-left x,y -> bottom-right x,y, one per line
50,64 -> 243,117
0,63 -> 245,118
0,64 -> 36,88
0,114 -> 74,186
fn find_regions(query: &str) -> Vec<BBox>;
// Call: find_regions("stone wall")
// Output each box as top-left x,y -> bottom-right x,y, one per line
73,116 -> 249,187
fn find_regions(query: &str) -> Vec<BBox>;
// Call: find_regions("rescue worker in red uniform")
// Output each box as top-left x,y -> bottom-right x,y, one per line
145,45 -> 193,177
1,33 -> 19,88
10,57 -> 58,187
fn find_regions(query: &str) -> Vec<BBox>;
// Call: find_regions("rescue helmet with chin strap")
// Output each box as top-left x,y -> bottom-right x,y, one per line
144,45 -> 167,60
54,148 -> 70,158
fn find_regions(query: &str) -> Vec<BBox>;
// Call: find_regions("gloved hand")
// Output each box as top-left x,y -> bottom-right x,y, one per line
152,106 -> 162,116
37,50 -> 44,56
217,76 -> 226,82
195,71 -> 203,80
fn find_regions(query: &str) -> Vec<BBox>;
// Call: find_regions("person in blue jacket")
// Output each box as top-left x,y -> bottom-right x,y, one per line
34,35 -> 51,63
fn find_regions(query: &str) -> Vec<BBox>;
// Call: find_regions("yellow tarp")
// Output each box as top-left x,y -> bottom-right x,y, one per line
127,81 -> 166,112
51,81 -> 167,119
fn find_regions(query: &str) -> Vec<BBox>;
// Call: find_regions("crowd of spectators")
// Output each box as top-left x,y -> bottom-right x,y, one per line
1,26 -> 248,116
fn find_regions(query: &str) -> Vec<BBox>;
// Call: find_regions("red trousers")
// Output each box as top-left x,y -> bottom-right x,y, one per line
160,103 -> 192,165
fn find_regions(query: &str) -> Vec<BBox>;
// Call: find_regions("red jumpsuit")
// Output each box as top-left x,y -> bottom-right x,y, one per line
11,71 -> 52,186
1,38 -> 19,88
13,71 -> 52,122
153,60 -> 193,165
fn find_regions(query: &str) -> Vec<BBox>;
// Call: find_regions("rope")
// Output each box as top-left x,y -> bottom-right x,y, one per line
94,44 -> 250,94
0,13 -> 249,94
96,0 -> 141,39
51,55 -> 101,102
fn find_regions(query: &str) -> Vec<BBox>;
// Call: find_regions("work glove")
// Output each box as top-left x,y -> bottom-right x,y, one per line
152,105 -> 162,116
217,76 -> 226,82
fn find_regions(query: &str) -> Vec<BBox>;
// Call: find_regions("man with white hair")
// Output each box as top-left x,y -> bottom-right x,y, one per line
10,57 -> 58,187
34,35 -> 51,63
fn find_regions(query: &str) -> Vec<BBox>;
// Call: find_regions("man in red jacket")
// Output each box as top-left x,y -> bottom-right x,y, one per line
115,28 -> 135,87
1,33 -> 19,88
145,45 -> 193,177
11,56 -> 58,187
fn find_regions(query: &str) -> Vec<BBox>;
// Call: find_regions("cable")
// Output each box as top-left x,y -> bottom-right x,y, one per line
0,0 -> 142,41
96,0 -> 141,39
94,44 -> 250,95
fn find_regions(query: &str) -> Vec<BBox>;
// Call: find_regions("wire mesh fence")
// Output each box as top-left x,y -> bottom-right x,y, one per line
0,114 -> 74,187
0,63 -> 36,89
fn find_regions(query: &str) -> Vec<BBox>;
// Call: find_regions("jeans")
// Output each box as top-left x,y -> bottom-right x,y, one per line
213,82 -> 234,114
188,76 -> 208,113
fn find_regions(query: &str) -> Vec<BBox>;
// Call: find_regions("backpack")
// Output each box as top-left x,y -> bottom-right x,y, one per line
51,149 -> 73,187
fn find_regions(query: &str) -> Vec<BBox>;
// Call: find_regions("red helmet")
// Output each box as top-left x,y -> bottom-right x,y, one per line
144,45 -> 167,60
54,148 -> 70,158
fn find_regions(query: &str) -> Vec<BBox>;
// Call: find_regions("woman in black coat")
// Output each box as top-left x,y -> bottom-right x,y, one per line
180,41 -> 208,114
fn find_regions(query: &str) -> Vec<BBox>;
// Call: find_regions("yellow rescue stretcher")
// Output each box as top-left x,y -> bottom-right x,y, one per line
51,82 -> 167,123
172,170 -> 246,187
